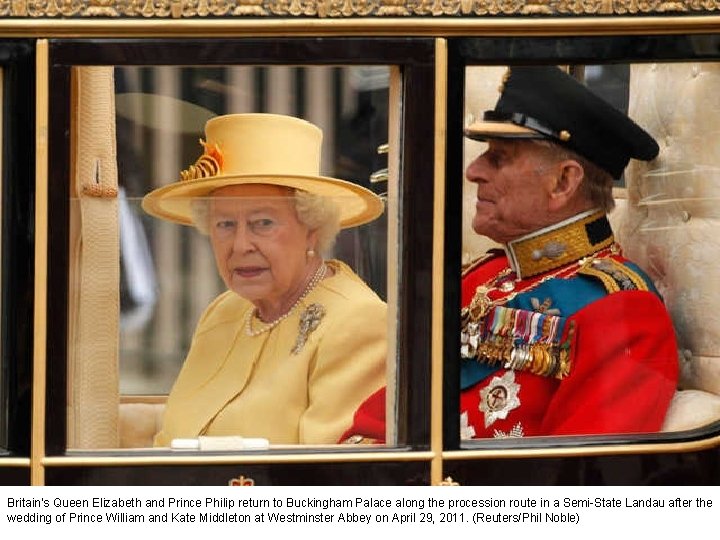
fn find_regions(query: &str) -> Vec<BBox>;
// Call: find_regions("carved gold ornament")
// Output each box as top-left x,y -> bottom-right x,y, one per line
5,0 -> 719,18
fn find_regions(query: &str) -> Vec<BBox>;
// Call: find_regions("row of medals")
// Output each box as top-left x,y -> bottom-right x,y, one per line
460,273 -> 571,380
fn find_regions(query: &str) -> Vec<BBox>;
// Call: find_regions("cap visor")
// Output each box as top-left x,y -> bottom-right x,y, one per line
464,120 -> 545,141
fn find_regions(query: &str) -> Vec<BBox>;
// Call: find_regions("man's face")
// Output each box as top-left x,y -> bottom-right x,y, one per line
465,139 -> 557,244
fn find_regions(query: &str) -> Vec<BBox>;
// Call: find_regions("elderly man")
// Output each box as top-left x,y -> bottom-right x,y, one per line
341,66 -> 678,443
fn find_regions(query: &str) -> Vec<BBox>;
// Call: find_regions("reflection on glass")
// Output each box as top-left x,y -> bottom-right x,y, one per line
458,64 -> 703,441
68,65 -> 394,449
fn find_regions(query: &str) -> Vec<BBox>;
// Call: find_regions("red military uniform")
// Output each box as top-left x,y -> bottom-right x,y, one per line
341,210 -> 678,443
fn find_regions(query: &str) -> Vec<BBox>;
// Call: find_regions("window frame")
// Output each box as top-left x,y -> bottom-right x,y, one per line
444,34 -> 720,452
45,37 -> 437,458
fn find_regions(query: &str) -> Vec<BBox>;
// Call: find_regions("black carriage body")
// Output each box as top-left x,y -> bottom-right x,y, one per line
0,19 -> 719,485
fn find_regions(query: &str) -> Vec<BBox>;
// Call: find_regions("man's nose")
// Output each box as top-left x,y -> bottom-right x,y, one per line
465,155 -> 486,183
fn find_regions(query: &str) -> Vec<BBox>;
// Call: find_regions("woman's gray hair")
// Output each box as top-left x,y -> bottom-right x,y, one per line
293,190 -> 341,255
190,188 -> 342,256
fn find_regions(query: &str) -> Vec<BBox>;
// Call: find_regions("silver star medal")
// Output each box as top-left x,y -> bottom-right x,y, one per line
460,411 -> 476,440
493,422 -> 525,439
478,370 -> 521,428
291,303 -> 326,355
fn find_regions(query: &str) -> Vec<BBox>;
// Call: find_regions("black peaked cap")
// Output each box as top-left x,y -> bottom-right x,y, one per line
464,66 -> 659,179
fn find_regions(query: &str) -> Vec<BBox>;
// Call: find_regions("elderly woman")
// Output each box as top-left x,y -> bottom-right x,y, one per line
143,113 -> 387,446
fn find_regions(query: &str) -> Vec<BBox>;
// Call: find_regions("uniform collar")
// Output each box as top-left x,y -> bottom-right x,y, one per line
504,209 -> 614,280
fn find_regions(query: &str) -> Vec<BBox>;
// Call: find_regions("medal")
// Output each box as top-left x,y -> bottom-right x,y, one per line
478,370 -> 521,427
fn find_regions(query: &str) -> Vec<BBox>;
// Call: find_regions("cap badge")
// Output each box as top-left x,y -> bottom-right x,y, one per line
180,139 -> 223,182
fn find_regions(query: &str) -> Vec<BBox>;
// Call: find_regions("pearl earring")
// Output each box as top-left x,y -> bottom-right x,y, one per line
306,248 -> 316,258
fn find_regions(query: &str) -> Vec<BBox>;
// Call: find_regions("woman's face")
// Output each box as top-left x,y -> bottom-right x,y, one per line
208,184 -> 316,315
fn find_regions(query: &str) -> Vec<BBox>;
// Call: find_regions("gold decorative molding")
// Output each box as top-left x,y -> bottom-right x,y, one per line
3,0 -> 719,17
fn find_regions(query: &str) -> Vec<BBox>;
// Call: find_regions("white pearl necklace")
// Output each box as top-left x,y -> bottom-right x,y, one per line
244,262 -> 327,337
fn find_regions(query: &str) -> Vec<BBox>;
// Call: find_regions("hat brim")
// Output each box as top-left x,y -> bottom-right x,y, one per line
142,173 -> 385,229
464,120 -> 547,141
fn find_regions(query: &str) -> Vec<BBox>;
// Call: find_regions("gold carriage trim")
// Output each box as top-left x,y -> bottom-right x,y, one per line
577,258 -> 649,293
180,139 -> 223,182
6,0 -> 718,19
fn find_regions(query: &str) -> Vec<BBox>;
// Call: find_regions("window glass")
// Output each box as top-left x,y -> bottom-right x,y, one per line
459,62 -> 720,443
67,65 -> 396,450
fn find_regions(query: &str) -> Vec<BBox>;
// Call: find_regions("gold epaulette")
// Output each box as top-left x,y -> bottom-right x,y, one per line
462,250 -> 502,278
577,258 -> 649,293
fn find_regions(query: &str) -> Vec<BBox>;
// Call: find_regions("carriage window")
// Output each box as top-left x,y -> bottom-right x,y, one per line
459,62 -> 720,444
66,64 -> 398,450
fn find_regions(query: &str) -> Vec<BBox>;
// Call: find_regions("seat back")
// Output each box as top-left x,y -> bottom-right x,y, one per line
618,63 -> 720,430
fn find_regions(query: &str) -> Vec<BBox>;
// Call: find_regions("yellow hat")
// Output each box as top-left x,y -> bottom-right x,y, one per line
142,113 -> 384,228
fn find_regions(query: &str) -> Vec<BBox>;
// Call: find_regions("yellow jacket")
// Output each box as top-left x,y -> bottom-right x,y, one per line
154,260 -> 387,446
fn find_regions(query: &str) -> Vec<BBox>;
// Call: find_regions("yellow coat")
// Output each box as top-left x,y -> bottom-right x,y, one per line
154,260 -> 387,446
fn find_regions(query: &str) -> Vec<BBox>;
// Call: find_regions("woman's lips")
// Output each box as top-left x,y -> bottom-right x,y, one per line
234,267 -> 266,278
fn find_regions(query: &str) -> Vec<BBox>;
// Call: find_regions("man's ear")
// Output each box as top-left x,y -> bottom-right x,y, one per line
547,160 -> 584,212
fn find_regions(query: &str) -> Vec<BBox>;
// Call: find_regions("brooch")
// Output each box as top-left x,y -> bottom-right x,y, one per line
291,303 -> 326,355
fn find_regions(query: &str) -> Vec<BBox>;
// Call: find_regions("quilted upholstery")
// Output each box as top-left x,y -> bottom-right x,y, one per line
619,63 -> 720,431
